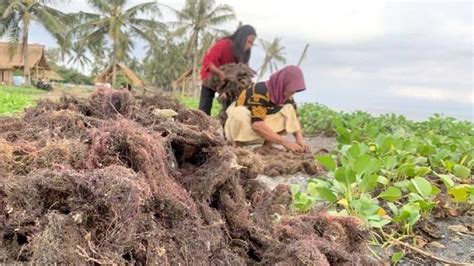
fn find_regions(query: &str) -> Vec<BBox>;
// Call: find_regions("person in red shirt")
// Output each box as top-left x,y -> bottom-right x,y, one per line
199,25 -> 257,115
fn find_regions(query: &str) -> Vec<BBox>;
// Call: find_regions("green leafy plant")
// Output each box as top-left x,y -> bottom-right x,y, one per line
294,103 -> 473,236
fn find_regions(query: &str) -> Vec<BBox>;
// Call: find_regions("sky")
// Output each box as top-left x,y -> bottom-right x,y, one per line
14,0 -> 474,121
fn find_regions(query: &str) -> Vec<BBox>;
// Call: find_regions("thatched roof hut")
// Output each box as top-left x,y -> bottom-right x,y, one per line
0,42 -> 62,84
95,63 -> 144,88
0,42 -> 49,69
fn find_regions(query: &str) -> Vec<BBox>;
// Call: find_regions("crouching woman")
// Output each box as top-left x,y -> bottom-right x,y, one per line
224,65 -> 309,153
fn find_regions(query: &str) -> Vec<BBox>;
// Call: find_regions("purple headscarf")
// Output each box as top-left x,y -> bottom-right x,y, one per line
265,65 -> 306,106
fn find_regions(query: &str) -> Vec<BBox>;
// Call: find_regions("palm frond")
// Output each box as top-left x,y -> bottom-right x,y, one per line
207,13 -> 235,26
2,1 -> 25,20
72,10 -> 101,23
0,10 -> 17,37
7,23 -> 21,58
130,25 -> 158,46
123,1 -> 161,19
35,5 -> 63,34
87,0 -> 111,13
77,27 -> 107,48
70,17 -> 108,37
273,54 -> 287,64
205,4 -> 234,21
129,18 -> 166,32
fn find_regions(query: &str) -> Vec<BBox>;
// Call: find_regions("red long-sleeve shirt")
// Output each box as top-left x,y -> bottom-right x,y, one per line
200,38 -> 236,81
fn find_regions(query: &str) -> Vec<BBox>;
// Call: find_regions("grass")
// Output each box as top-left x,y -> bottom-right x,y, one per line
178,95 -> 221,117
0,85 -> 220,118
0,85 -> 47,116
0,85 -> 96,116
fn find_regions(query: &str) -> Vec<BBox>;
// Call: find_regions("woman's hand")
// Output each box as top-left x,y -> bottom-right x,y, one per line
294,130 -> 310,152
296,140 -> 310,152
252,121 -> 305,153
283,141 -> 304,153
209,64 -> 226,82
217,70 -> 226,82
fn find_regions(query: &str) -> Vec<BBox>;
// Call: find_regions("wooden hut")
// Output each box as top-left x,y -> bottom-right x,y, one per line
0,42 -> 61,84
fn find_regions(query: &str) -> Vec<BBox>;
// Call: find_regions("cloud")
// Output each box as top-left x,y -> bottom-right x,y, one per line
388,85 -> 474,104
230,0 -> 386,43
310,58 -> 472,90
384,1 -> 472,45
10,0 -> 473,121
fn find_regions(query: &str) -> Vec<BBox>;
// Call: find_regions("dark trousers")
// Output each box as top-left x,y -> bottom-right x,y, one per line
198,86 -> 215,115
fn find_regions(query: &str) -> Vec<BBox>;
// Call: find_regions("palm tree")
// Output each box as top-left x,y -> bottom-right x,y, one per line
45,47 -> 61,65
143,30 -> 188,89
0,0 -> 68,85
199,31 -> 217,57
90,43 -> 110,77
126,56 -> 143,77
67,43 -> 92,71
169,0 -> 235,92
71,0 -> 162,87
257,37 -> 287,81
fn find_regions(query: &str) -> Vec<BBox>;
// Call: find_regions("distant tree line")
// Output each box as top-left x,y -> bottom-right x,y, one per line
0,0 -> 288,90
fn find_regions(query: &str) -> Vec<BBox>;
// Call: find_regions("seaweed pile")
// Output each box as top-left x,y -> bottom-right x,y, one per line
0,88 -> 375,265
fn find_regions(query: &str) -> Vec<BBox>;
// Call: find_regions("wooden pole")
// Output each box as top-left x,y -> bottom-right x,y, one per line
297,44 -> 310,67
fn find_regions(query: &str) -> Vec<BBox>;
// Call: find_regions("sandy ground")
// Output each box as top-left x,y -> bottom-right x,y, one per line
255,135 -> 336,190
400,213 -> 474,265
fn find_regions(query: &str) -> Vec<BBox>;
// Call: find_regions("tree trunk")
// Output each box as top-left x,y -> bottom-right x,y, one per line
191,30 -> 199,97
112,37 -> 117,88
22,21 -> 31,86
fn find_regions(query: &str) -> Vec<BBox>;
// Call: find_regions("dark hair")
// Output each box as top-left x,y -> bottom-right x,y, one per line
226,25 -> 256,64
